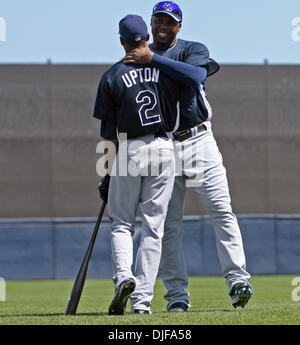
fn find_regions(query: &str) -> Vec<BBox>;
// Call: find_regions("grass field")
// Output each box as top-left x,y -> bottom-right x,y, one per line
0,275 -> 299,325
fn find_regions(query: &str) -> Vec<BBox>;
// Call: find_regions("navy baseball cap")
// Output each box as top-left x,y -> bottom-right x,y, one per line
119,15 -> 148,42
152,1 -> 182,23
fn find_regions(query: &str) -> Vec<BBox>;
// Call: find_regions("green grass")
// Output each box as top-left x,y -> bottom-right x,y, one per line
0,275 -> 299,325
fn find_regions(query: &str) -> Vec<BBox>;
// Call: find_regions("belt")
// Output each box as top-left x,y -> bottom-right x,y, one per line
173,123 -> 206,142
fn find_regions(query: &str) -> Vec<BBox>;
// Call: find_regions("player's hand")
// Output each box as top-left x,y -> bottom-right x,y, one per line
122,43 -> 154,65
98,174 -> 110,203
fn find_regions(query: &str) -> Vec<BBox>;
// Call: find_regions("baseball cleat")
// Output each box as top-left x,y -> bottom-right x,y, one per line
230,282 -> 253,308
108,278 -> 136,315
133,309 -> 152,314
168,302 -> 188,312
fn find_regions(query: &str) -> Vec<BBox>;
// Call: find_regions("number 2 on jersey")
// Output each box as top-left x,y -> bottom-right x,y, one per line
136,90 -> 161,126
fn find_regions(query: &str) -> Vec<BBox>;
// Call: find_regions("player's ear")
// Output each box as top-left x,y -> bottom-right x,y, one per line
176,22 -> 182,33
120,37 -> 125,46
145,33 -> 150,42
150,16 -> 154,27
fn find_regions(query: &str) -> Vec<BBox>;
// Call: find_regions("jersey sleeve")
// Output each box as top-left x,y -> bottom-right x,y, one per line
100,119 -> 118,139
184,42 -> 220,77
151,54 -> 207,87
93,74 -> 115,121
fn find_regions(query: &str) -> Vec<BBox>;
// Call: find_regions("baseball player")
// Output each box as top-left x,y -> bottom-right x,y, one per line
93,14 -> 182,315
123,1 -> 253,312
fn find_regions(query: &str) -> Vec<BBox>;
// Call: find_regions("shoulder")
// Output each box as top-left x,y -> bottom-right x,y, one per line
97,62 -> 124,93
178,39 -> 219,75
101,61 -> 122,82
179,39 -> 209,54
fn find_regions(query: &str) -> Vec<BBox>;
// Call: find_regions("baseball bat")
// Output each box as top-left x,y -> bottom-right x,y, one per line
64,199 -> 107,315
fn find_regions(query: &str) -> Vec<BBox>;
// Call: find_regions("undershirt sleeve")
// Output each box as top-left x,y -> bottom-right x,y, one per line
151,53 -> 207,87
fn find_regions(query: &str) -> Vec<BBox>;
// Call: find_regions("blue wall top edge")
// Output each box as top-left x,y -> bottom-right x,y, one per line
1,214 -> 300,225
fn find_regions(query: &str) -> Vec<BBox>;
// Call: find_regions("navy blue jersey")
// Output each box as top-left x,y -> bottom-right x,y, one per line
150,39 -> 220,131
93,61 -> 180,139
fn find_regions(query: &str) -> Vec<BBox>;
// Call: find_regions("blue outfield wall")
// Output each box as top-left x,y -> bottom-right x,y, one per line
0,215 -> 299,280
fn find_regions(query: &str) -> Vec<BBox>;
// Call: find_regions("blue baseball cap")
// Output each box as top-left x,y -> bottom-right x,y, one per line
119,15 -> 148,42
152,1 -> 182,23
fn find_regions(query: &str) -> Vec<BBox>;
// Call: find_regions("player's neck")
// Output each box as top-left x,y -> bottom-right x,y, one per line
124,41 -> 146,54
153,38 -> 177,50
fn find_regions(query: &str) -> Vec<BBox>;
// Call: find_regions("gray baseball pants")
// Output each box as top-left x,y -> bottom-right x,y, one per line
108,133 -> 175,312
159,121 -> 251,309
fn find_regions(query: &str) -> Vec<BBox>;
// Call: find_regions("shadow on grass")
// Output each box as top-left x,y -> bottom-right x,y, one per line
0,312 -> 108,318
193,309 -> 234,313
0,309 -> 234,318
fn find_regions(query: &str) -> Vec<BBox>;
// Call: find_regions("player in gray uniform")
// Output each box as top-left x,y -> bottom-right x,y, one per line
123,1 -> 253,311
94,15 -> 181,315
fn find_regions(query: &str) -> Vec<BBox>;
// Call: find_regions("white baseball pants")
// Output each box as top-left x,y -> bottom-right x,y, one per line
159,121 -> 251,309
108,133 -> 175,312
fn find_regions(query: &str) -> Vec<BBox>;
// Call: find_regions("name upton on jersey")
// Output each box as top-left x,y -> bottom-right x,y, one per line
121,67 -> 160,88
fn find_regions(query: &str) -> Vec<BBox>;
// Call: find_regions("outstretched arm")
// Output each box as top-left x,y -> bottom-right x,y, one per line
122,46 -> 207,87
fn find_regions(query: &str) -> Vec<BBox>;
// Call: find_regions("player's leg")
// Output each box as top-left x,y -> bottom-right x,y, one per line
130,141 -> 175,313
108,171 -> 140,287
107,143 -> 141,314
190,122 -> 252,304
158,175 -> 191,312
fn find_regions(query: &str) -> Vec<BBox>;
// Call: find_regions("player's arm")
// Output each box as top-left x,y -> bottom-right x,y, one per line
93,74 -> 119,160
152,54 -> 207,87
183,42 -> 220,77
101,121 -> 119,175
93,74 -> 115,121
97,120 -> 118,203
93,75 -> 118,202
123,42 -> 219,85
123,47 -> 206,87
100,120 -> 119,154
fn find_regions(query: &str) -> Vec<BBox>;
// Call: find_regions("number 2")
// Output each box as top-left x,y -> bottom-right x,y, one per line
136,90 -> 161,126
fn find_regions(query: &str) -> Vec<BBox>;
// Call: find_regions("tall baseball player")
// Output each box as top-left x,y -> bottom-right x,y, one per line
93,14 -> 183,315
123,1 -> 253,312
